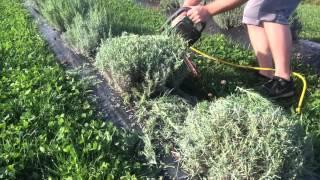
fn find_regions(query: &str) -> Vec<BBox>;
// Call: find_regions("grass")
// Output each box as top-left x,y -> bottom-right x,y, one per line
297,4 -> 320,42
0,0 -> 156,178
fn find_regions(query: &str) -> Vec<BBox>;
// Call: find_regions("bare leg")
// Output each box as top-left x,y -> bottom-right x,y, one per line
247,24 -> 274,79
263,22 -> 292,81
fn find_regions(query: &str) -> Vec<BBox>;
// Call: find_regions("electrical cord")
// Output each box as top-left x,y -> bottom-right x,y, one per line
190,47 -> 307,114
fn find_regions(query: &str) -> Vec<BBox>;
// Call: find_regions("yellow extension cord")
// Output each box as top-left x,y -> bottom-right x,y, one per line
190,47 -> 307,114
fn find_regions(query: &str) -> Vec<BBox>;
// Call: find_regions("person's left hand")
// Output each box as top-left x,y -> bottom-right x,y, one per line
186,5 -> 210,23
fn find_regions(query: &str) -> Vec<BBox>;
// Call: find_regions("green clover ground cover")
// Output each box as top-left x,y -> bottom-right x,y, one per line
0,0 -> 156,179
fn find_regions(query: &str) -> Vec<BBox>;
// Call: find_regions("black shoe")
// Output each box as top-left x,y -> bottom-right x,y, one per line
251,72 -> 272,88
260,76 -> 295,99
255,71 -> 272,81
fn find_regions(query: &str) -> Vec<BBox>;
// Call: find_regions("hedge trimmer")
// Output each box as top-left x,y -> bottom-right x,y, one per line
163,7 -> 206,46
163,7 -> 307,114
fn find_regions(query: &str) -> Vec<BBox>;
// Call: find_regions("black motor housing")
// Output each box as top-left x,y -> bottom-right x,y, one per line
164,7 -> 206,46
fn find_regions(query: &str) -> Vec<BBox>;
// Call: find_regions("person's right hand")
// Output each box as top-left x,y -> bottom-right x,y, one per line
186,5 -> 210,23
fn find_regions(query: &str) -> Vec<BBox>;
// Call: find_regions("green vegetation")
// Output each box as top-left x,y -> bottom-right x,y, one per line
95,33 -> 188,102
9,0 -> 320,178
212,4 -> 245,29
33,0 -> 165,56
136,95 -> 191,165
177,90 -> 307,179
62,4 -> 111,56
297,4 -> 320,42
159,0 -> 180,12
143,0 -> 181,11
129,33 -> 320,178
0,0 -> 154,178
137,90 -> 313,179
303,0 -> 320,5
185,34 -> 257,97
191,34 -> 320,175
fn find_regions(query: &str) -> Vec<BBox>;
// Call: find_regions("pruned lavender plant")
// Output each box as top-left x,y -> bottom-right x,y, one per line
177,88 -> 307,179
95,33 -> 188,101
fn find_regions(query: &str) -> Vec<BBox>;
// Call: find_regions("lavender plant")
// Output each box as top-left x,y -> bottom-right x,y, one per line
95,33 -> 188,101
62,5 -> 110,56
136,95 -> 191,165
176,88 -> 307,179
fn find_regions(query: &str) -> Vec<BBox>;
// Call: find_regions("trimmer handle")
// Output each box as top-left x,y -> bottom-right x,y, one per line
166,7 -> 191,23
165,7 -> 206,34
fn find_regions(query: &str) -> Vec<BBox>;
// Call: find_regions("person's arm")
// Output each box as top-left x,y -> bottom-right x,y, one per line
204,0 -> 247,16
183,0 -> 201,7
185,0 -> 247,23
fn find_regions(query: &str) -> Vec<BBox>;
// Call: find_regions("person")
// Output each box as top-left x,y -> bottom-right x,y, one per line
182,0 -> 300,99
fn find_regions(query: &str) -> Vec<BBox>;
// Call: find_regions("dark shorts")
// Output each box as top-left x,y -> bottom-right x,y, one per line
242,0 -> 301,25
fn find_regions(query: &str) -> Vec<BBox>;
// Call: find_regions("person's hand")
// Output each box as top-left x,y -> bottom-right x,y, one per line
186,5 -> 210,23
171,11 -> 187,27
